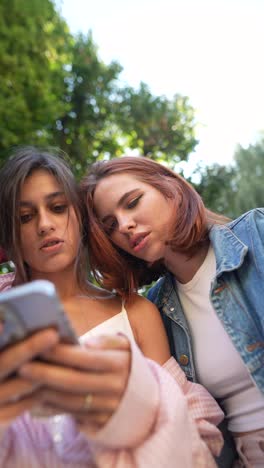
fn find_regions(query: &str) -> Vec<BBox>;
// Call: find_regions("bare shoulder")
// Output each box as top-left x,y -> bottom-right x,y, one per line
125,293 -> 161,320
125,294 -> 171,364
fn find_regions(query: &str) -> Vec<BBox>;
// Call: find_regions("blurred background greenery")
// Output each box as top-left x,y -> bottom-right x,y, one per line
1,0 -> 264,273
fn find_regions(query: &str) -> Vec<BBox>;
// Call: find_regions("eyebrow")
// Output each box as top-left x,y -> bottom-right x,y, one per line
19,191 -> 66,207
101,189 -> 139,223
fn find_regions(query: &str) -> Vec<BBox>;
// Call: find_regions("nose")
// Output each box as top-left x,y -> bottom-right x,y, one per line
37,210 -> 55,236
118,213 -> 136,234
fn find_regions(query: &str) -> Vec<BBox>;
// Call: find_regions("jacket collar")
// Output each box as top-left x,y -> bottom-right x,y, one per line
155,222 -> 248,310
209,223 -> 248,277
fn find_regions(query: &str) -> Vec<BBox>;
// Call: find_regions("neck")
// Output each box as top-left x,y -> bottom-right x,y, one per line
163,241 -> 210,284
30,268 -> 81,300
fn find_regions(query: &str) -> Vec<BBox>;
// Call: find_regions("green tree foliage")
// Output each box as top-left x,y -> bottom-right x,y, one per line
53,36 -> 197,175
116,83 -> 197,166
0,0 -> 72,153
232,138 -> 264,214
53,32 -> 124,178
189,137 -> 264,220
0,0 -> 197,175
190,163 -> 236,218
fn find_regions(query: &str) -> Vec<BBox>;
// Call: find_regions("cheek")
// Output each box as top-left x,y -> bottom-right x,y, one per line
73,228 -> 81,248
20,235 -> 37,267
69,219 -> 82,249
67,210 -> 80,237
20,227 -> 32,254
111,232 -> 127,249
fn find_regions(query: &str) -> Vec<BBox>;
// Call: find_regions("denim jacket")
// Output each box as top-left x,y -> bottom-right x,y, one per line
147,208 -> 264,466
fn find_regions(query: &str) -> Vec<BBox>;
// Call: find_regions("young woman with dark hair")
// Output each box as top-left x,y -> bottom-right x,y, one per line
0,147 -> 223,467
82,155 -> 264,467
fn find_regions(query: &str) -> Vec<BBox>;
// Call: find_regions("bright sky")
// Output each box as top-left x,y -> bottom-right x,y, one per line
58,0 -> 264,170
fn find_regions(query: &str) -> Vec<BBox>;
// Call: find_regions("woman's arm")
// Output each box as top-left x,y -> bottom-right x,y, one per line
125,294 -> 171,364
87,339 -> 224,468
0,334 -> 223,467
0,329 -> 62,466
0,329 -> 59,427
16,335 -> 223,467
0,335 -> 202,467
0,333 -> 130,467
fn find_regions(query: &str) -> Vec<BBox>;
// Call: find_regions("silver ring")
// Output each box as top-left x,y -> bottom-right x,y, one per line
83,393 -> 93,410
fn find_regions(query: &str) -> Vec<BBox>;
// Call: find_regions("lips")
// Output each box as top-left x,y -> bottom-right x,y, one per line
130,232 -> 150,253
40,238 -> 64,250
132,235 -> 145,247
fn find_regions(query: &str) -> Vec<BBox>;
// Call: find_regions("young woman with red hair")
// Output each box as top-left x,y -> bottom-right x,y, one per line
82,156 -> 264,468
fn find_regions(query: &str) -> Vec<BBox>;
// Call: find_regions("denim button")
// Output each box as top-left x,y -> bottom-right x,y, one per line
179,354 -> 189,366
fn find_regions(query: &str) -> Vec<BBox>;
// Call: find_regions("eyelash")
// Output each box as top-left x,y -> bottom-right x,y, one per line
127,194 -> 142,209
20,214 -> 33,224
52,204 -> 68,214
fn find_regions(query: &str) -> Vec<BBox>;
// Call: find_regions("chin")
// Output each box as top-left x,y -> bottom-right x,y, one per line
143,248 -> 165,264
36,260 -> 73,275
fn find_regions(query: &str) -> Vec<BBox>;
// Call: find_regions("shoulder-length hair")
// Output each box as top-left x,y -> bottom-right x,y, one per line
81,156 -> 228,297
0,146 -> 88,288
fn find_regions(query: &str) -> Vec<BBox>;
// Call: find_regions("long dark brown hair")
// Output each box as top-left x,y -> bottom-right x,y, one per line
81,156 -> 229,297
0,146 -> 88,288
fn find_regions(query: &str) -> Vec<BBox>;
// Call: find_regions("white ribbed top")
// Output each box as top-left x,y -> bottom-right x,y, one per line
176,246 -> 264,432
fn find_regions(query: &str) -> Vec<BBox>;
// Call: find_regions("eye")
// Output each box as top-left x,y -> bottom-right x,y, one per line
52,204 -> 68,214
127,194 -> 142,209
20,213 -> 33,224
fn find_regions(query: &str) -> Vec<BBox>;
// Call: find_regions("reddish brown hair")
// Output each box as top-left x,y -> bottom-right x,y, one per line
81,156 -> 228,297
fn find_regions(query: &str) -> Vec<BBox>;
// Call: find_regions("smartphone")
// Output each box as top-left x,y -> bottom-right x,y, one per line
0,280 -> 78,350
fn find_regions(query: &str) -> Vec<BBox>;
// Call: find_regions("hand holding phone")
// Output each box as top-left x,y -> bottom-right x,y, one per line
0,280 -> 78,351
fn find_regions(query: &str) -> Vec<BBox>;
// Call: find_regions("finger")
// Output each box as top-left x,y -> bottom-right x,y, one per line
28,404 -> 111,430
76,412 -> 111,431
32,403 -> 112,429
42,344 -> 131,373
0,395 -> 37,425
29,405 -> 65,418
0,329 -> 59,379
19,361 -> 127,395
0,377 -> 41,404
38,388 -> 119,413
77,421 -> 101,436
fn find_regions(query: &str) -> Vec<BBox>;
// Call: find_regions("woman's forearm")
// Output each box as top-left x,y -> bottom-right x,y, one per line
88,343 -> 223,467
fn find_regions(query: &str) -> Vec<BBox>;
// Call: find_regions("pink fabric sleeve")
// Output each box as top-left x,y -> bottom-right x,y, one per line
84,341 -> 224,468
163,357 -> 224,458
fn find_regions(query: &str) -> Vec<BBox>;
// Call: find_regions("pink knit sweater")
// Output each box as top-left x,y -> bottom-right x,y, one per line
0,273 -> 224,467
